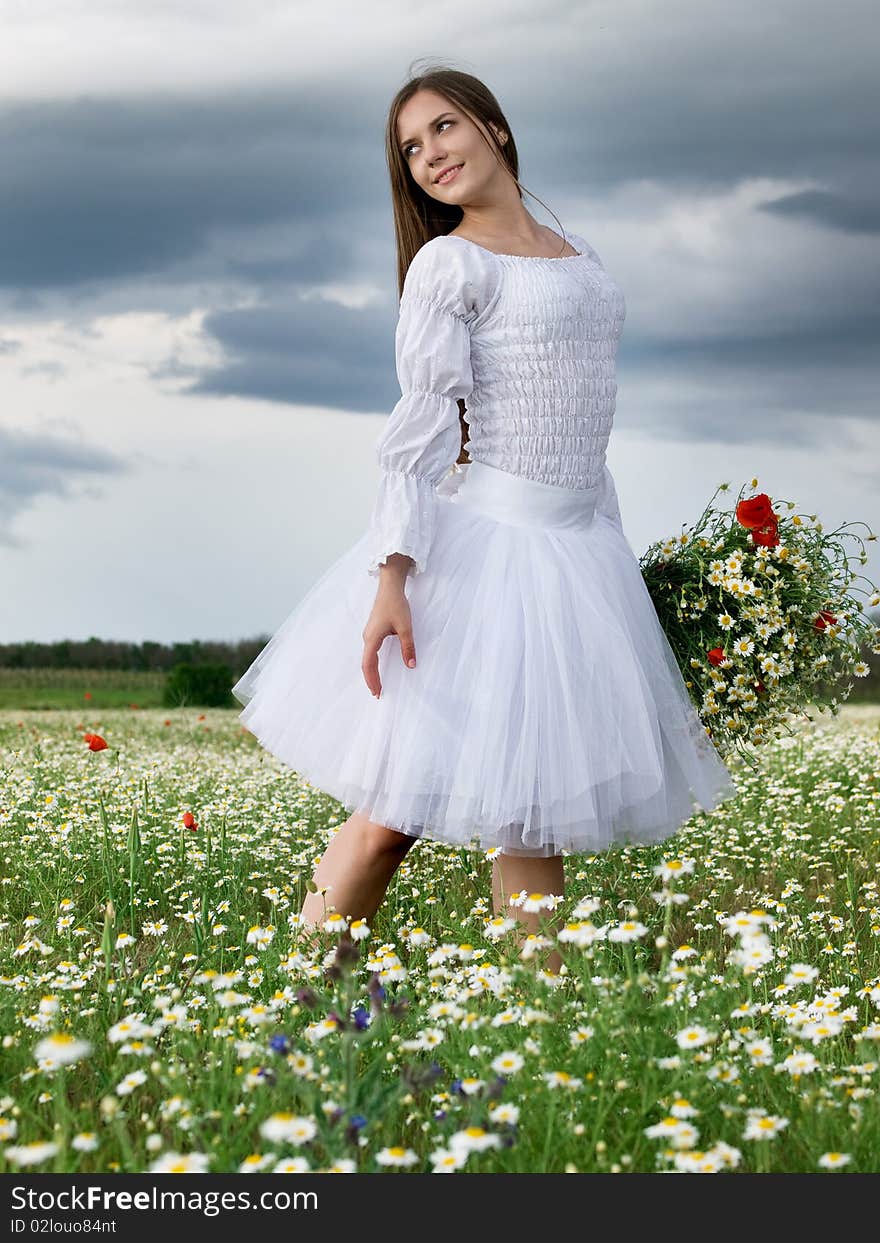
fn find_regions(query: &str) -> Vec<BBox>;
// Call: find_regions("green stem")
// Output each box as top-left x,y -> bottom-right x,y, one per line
52,1067 -> 69,1172
623,942 -> 636,986
540,1091 -> 559,1171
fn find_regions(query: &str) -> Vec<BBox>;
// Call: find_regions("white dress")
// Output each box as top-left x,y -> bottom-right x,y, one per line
232,228 -> 739,856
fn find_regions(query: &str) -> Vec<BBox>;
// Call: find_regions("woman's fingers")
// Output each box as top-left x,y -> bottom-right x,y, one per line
397,624 -> 416,669
361,634 -> 382,697
362,595 -> 416,697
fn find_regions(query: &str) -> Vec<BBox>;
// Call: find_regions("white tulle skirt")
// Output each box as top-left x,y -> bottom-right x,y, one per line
232,460 -> 738,856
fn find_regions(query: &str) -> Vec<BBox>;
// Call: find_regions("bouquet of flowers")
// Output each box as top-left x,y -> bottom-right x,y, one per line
639,478 -> 880,765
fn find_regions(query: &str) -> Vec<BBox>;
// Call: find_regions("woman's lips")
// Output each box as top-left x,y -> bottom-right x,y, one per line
436,163 -> 463,185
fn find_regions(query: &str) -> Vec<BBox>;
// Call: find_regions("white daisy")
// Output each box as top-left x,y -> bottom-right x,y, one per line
3,1141 -> 59,1167
818,1151 -> 851,1170
148,1148 -> 210,1168
274,1156 -> 311,1172
430,1147 -> 468,1172
259,1113 -> 318,1145
607,920 -> 647,942
675,1025 -> 716,1050
33,1033 -> 93,1066
448,1126 -> 502,1154
743,1113 -> 789,1141
491,1051 -> 524,1075
375,1146 -> 418,1167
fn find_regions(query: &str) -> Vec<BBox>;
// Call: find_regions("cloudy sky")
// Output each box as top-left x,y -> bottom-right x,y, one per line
2,0 -> 878,645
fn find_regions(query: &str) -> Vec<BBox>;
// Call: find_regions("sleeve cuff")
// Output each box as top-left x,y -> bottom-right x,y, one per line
367,468 -> 438,578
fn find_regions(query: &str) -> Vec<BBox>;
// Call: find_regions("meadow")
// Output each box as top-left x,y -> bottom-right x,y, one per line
1,702 -> 878,1174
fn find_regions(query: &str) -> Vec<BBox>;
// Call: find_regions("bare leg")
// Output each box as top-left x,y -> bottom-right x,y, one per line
492,853 -> 565,974
299,811 -> 418,931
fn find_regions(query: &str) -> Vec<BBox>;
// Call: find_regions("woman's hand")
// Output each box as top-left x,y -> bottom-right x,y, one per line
362,556 -> 417,698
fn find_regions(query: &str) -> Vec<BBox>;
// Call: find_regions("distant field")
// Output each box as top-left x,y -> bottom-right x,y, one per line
0,668 -> 188,711
1,666 -> 877,714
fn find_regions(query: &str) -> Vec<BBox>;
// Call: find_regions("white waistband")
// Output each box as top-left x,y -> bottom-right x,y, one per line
437,460 -> 603,532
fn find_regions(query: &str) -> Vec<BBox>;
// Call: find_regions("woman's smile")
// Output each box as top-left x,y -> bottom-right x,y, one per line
435,163 -> 464,185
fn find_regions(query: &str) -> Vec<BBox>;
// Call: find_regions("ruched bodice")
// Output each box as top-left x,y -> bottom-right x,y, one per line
447,232 -> 626,489
367,228 -> 627,577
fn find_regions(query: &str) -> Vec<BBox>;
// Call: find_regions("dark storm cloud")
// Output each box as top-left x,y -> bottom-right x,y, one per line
0,89 -> 363,290
3,59 -> 878,292
169,298 -> 398,410
0,426 -> 128,548
761,187 -> 880,234
0,0 -> 878,440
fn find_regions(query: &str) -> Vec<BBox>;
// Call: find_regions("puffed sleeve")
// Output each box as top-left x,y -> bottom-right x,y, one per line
367,238 -> 477,578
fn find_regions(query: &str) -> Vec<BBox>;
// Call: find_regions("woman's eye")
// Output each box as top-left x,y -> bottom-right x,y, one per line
404,118 -> 453,158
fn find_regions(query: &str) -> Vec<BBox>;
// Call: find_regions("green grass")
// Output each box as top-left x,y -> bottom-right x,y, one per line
0,668 -> 170,712
1,704 -> 878,1174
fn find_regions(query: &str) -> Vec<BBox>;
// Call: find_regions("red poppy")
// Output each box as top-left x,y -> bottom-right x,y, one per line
707,647 -> 726,666
84,733 -> 108,752
751,518 -> 780,548
736,493 -> 775,529
182,811 -> 198,832
84,692 -> 92,700
814,610 -> 837,631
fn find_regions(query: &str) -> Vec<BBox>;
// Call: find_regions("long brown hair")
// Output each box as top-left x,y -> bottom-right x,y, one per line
385,62 -> 563,464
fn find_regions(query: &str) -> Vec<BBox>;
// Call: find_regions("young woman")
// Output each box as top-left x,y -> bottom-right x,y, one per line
232,67 -> 738,973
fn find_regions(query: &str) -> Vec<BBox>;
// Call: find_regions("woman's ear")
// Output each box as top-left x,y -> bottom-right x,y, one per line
489,122 -> 508,146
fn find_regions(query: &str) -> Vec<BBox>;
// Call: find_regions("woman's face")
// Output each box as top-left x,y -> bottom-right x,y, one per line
396,89 -> 506,203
